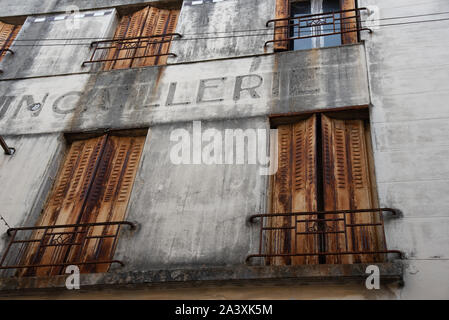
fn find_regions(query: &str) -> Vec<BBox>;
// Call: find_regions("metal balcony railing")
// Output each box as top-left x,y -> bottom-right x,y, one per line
246,208 -> 402,264
0,221 -> 135,276
265,7 -> 372,48
82,33 -> 182,67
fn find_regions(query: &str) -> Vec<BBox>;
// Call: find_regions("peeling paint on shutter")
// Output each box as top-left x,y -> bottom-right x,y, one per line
270,124 -> 292,265
155,9 -> 180,66
340,0 -> 358,44
103,15 -> 131,71
321,115 -> 381,263
274,0 -> 289,51
68,136 -> 146,273
270,116 -> 318,265
0,22 -> 21,61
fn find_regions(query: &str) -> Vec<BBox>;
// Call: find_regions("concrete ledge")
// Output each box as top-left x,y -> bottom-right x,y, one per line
0,262 -> 403,294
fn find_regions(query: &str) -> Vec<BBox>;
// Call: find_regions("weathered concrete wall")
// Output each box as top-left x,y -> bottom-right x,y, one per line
359,0 -> 449,299
0,44 -> 369,135
0,134 -> 64,254
0,9 -> 117,79
114,118 -> 267,270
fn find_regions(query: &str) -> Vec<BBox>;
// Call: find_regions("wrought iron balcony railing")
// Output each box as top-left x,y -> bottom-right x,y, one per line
265,7 -> 372,48
246,208 -> 402,264
82,33 -> 182,68
0,221 -> 135,277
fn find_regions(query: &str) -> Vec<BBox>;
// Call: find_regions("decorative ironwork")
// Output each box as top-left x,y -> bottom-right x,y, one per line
246,208 -> 403,263
265,7 -> 372,48
82,33 -> 183,67
0,221 -> 135,276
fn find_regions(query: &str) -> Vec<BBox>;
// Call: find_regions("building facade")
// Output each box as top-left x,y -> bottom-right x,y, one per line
0,0 -> 447,299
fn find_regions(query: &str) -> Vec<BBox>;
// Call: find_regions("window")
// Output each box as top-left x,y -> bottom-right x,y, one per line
0,21 -> 21,62
5,131 -> 146,277
246,110 -> 399,266
270,0 -> 362,51
291,0 -> 341,50
102,6 -> 180,70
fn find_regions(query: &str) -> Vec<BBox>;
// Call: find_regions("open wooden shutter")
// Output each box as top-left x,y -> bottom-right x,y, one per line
274,0 -> 289,51
20,136 -> 107,276
340,0 -> 358,44
0,22 -> 21,61
72,135 -> 145,273
321,115 -> 381,263
270,116 -> 318,265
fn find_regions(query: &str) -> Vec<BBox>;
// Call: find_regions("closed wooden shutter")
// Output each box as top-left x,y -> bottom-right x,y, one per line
72,135 -> 145,273
270,116 -> 318,265
321,115 -> 382,263
340,0 -> 358,44
274,0 -> 289,51
0,22 -> 21,61
19,134 -> 145,276
104,6 -> 180,70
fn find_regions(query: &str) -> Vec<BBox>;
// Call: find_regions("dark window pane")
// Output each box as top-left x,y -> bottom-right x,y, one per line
290,1 -> 312,50
322,0 -> 342,47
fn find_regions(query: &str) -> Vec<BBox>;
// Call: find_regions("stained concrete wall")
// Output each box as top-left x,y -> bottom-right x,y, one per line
114,118 -> 267,270
0,9 -> 118,79
0,134 -> 64,254
170,0 -> 275,63
359,0 -> 449,299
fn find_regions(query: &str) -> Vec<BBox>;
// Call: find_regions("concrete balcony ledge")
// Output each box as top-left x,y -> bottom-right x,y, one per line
0,262 -> 403,294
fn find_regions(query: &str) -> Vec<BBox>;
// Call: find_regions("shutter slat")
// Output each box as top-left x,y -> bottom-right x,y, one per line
274,0 -> 289,51
321,115 -> 381,263
291,116 -> 318,265
270,124 -> 292,266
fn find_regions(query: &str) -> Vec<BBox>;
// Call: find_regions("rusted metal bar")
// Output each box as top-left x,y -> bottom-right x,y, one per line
247,208 -> 402,264
249,208 -> 399,223
246,250 -> 404,263
82,33 -> 182,67
264,7 -> 372,48
0,135 -> 15,155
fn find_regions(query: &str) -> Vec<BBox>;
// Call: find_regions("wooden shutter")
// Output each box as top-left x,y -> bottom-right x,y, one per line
274,0 -> 289,51
104,6 -> 179,70
0,22 -> 21,61
321,115 -> 381,264
270,116 -> 318,265
20,136 -> 107,276
110,7 -> 150,70
72,135 -> 145,273
340,0 -> 358,44
19,134 -> 145,276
